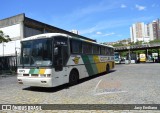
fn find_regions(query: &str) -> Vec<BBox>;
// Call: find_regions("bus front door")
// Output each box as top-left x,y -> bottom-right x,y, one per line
54,45 -> 63,71
54,36 -> 69,72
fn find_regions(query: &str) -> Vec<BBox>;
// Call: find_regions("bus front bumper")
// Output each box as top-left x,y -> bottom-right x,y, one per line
17,77 -> 52,87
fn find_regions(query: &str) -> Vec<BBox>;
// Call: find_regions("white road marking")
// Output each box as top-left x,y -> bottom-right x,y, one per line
94,79 -> 102,93
94,91 -> 127,96
94,79 -> 127,95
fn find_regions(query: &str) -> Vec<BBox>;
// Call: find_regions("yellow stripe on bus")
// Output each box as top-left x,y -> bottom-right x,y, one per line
93,55 -> 105,73
39,69 -> 46,74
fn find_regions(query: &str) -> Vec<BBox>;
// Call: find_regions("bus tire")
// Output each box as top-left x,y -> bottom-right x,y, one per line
106,64 -> 110,74
69,69 -> 79,86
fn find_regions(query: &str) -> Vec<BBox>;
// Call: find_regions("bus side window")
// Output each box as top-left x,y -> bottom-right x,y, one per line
82,42 -> 92,54
100,47 -> 105,55
106,48 -> 109,55
70,39 -> 82,54
93,45 -> 100,54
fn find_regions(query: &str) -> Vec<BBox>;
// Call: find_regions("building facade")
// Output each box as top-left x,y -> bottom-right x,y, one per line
130,22 -> 149,43
156,19 -> 160,40
147,21 -> 158,41
0,13 -> 95,71
130,19 -> 160,43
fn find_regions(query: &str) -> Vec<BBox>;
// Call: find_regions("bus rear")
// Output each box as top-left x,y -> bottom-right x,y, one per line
139,54 -> 146,62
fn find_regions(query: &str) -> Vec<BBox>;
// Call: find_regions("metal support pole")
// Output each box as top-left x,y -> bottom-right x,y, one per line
129,49 -> 131,64
15,50 -> 17,71
128,46 -> 131,64
2,42 -> 4,74
145,49 -> 148,61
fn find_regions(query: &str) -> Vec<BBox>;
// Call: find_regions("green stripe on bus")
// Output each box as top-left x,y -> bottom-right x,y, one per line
81,55 -> 98,76
91,63 -> 98,75
29,69 -> 39,74
88,55 -> 98,75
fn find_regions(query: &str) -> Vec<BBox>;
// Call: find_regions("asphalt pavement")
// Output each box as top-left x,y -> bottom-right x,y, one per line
0,63 -> 160,113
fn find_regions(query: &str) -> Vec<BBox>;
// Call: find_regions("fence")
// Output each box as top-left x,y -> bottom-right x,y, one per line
0,56 -> 17,74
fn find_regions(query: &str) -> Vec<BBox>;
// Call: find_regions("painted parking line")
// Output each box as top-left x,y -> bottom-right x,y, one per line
94,79 -> 127,95
94,90 -> 127,96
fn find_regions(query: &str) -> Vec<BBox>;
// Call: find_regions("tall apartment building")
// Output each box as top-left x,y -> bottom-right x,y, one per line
147,19 -> 160,41
130,22 -> 149,43
156,19 -> 160,40
130,19 -> 160,43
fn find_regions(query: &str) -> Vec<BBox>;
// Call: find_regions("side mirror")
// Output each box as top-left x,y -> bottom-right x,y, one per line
54,47 -> 58,55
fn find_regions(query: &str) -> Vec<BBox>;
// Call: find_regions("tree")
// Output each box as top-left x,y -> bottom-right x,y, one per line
0,30 -> 11,43
149,39 -> 160,44
112,43 -> 124,47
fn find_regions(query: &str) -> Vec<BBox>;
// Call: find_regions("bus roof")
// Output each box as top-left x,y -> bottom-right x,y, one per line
21,33 -> 70,41
21,33 -> 114,48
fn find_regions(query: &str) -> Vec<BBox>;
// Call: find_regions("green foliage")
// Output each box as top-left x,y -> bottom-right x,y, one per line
112,43 -> 124,47
134,50 -> 145,54
0,30 -> 11,43
129,41 -> 145,45
149,39 -> 160,44
135,41 -> 143,45
120,51 -> 127,57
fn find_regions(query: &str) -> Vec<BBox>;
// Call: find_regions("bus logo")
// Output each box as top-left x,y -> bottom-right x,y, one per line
73,57 -> 80,64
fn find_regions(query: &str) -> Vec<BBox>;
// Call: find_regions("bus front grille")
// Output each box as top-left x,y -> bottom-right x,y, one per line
23,74 -> 29,76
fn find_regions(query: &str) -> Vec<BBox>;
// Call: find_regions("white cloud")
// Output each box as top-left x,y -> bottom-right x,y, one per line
55,1 -> 119,24
103,32 -> 115,36
79,16 -> 153,36
135,4 -> 146,11
121,4 -> 127,8
96,32 -> 102,35
95,31 -> 115,36
79,19 -> 129,35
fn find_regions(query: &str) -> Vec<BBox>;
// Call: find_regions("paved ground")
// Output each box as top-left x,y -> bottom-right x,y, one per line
0,63 -> 160,113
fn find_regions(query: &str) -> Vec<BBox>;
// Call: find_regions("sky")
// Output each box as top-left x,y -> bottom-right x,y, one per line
0,0 -> 160,43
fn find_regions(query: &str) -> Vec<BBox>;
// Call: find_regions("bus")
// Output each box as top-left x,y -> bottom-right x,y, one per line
139,54 -> 146,62
114,52 -> 121,64
17,33 -> 115,87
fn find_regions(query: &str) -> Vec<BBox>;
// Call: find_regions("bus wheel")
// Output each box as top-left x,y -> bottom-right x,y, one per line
69,69 -> 79,86
106,64 -> 110,74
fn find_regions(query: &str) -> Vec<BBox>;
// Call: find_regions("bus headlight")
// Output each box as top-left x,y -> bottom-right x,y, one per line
17,73 -> 23,77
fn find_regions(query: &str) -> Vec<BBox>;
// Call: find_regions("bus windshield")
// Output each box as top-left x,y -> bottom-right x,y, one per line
114,52 -> 120,60
20,38 -> 52,67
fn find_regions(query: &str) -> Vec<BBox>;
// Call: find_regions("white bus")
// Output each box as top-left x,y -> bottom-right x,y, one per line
17,33 -> 115,87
